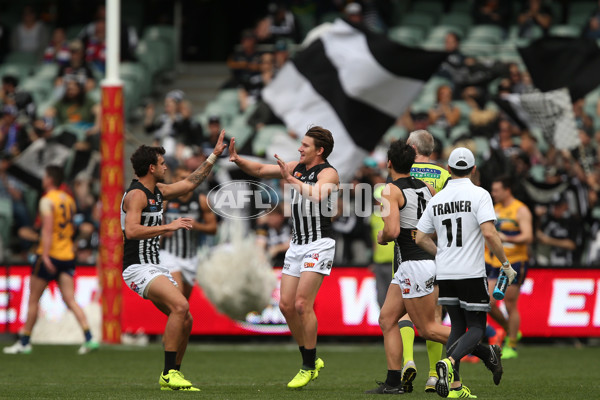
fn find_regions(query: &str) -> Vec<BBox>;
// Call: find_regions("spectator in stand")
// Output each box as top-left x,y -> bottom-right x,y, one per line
0,76 -> 36,121
43,27 -> 70,67
507,63 -> 531,95
536,193 -> 578,266
202,116 -> 229,159
436,32 -> 466,83
225,29 -> 261,89
173,100 -> 204,149
518,0 -> 553,38
144,90 -> 184,165
79,4 -> 137,61
0,151 -> 33,255
582,0 -> 600,39
267,2 -> 302,43
72,173 -> 99,264
255,203 -> 292,267
490,118 -> 521,159
54,39 -> 96,95
47,79 -> 98,127
573,99 -> 594,135
428,85 -> 461,138
519,131 -> 545,167
83,18 -> 106,75
11,5 -> 49,57
239,51 -> 276,112
0,105 -> 31,156
472,0 -> 511,30
273,39 -> 290,73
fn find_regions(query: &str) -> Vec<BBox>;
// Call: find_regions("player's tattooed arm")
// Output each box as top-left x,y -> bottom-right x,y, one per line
187,161 -> 212,185
159,130 -> 228,200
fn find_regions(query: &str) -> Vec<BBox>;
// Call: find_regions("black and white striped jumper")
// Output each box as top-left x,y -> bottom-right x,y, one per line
121,180 -> 164,269
161,195 -> 202,259
289,162 -> 335,245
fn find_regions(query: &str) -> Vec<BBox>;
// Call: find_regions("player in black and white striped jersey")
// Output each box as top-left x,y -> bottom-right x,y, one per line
229,126 -> 339,389
160,166 -> 217,299
121,131 -> 227,391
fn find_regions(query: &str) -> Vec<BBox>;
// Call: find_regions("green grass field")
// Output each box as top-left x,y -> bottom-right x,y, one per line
0,341 -> 596,399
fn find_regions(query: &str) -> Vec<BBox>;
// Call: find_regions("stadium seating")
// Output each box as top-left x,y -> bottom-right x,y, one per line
389,26 -> 426,46
549,25 -> 582,37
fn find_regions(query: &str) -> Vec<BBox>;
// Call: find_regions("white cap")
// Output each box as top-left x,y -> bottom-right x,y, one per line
345,2 -> 362,15
448,147 -> 475,170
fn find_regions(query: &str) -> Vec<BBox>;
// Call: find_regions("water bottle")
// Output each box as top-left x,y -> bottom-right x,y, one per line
493,269 -> 508,300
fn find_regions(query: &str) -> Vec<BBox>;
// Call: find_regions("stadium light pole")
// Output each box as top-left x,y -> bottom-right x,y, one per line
99,0 -> 124,344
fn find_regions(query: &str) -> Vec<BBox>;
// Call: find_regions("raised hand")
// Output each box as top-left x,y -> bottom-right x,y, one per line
229,137 -> 239,163
275,154 -> 290,180
213,129 -> 228,156
170,217 -> 194,231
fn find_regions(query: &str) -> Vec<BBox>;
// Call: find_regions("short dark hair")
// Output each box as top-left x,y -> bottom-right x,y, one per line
130,145 -> 165,177
45,165 -> 64,187
449,166 -> 474,177
387,140 -> 416,174
2,75 -> 18,87
492,175 -> 513,190
305,126 -> 334,159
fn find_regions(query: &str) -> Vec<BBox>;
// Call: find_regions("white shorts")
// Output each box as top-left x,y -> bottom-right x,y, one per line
391,259 -> 436,299
122,263 -> 178,299
282,237 -> 335,277
159,250 -> 198,286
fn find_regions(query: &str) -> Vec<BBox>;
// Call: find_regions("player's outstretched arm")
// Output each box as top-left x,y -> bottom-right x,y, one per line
276,154 -> 336,202
124,190 -> 193,240
229,137 -> 288,179
160,130 -> 228,200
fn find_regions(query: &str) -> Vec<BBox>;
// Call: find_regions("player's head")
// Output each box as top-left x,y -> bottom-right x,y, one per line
43,165 -> 64,190
448,147 -> 475,178
130,145 -> 166,181
387,139 -> 416,174
301,126 -> 334,163
407,129 -> 434,157
173,166 -> 190,183
491,175 -> 513,203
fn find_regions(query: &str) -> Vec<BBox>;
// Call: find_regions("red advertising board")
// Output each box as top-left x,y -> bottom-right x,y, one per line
2,266 -> 600,337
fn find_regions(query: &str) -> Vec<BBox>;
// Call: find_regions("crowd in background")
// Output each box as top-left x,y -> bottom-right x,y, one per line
0,0 -> 599,267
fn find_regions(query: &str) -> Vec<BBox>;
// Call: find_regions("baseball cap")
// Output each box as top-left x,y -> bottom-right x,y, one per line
448,147 -> 475,170
165,89 -> 184,103
274,39 -> 288,52
345,2 -> 362,15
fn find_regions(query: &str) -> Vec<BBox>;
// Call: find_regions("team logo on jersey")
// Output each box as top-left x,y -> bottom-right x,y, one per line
425,277 -> 434,290
404,278 -> 411,286
156,194 -> 162,202
149,199 -> 156,205
402,288 -> 410,295
304,253 -> 319,261
308,172 -> 315,180
303,262 -> 315,268
130,281 -> 139,293
294,172 -> 302,178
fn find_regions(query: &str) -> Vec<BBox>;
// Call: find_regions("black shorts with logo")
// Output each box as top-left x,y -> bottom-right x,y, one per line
32,256 -> 76,282
437,277 -> 490,312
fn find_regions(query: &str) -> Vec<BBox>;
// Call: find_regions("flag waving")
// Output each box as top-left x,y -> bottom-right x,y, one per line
518,37 -> 600,101
262,19 -> 448,181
